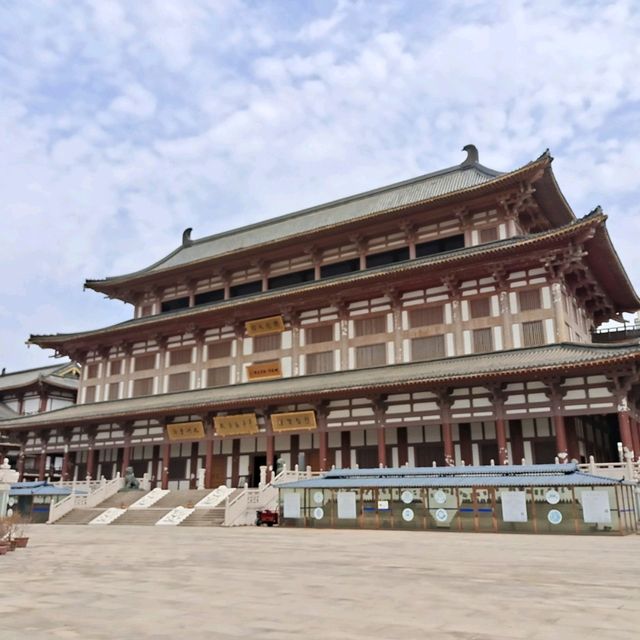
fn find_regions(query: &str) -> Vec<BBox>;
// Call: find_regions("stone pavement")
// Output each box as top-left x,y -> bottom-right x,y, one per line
1,525 -> 638,639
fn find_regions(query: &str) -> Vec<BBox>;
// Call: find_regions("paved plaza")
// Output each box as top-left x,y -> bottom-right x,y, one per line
1,525 -> 639,639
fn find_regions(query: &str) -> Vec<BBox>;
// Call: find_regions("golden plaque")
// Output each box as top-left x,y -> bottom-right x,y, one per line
166,421 -> 205,441
247,361 -> 282,380
214,413 -> 259,437
271,410 -> 317,432
245,315 -> 285,337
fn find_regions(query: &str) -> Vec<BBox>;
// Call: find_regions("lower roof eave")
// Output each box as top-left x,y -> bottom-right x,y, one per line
1,342 -> 639,432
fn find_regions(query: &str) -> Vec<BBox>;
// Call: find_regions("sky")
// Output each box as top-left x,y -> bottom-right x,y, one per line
1,0 -> 640,372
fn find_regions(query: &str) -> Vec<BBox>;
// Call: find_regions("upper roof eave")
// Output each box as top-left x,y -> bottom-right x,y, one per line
30,212 -> 603,350
84,155 -> 551,294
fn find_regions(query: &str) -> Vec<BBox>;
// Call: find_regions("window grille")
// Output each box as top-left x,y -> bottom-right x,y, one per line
108,360 -> 121,376
479,227 -> 498,243
470,297 -> 491,319
306,351 -> 335,374
518,289 -> 542,312
408,305 -> 444,328
134,354 -> 155,372
355,343 -> 387,368
207,366 -> 230,387
169,348 -> 192,366
86,364 -> 98,379
108,383 -> 119,401
522,320 -> 545,347
84,386 -> 96,403
354,315 -> 387,337
472,328 -> 493,353
132,377 -> 154,397
254,334 -> 282,352
207,341 -> 232,360
411,335 -> 446,360
306,324 -> 334,344
168,372 -> 190,392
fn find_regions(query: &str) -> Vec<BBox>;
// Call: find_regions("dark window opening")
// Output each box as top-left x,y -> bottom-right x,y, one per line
268,268 -> 315,290
194,289 -> 225,306
365,246 -> 410,269
320,258 -> 360,279
229,280 -> 262,298
161,297 -> 190,313
416,234 -> 465,258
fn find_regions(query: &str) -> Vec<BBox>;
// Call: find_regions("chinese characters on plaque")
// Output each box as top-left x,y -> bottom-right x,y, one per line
245,315 -> 285,336
214,413 -> 259,437
271,410 -> 317,432
246,361 -> 282,380
166,421 -> 206,441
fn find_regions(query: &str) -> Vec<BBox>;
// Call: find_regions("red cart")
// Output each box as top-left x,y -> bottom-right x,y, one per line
255,509 -> 279,526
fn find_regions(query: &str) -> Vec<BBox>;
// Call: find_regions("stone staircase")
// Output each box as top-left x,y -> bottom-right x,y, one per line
98,490 -> 147,509
180,507 -> 226,527
111,508 -> 173,526
56,508 -> 106,525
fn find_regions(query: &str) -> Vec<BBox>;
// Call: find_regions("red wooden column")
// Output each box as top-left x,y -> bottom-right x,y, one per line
205,439 -> 214,489
161,442 -> 170,489
436,390 -> 455,466
372,397 -> 388,468
489,385 -> 509,465
617,409 -> 634,459
37,430 -> 50,480
630,416 -> 640,462
86,447 -> 96,481
120,424 -> 133,478
17,448 -> 25,482
61,447 -> 70,481
545,380 -> 568,462
315,403 -> 329,471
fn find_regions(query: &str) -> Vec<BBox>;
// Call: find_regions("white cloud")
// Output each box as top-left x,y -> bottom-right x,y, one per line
1,0 -> 640,371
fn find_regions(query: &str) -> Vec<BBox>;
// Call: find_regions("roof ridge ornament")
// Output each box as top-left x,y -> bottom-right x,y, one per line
461,144 -> 479,167
182,227 -> 193,247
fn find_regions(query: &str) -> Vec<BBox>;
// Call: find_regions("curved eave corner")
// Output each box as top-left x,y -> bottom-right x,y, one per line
533,161 -> 577,227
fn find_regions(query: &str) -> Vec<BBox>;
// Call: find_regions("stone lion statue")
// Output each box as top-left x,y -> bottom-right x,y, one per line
123,466 -> 140,490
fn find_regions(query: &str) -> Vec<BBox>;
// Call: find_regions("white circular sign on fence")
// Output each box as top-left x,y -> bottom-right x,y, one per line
545,489 -> 560,505
435,508 -> 448,522
313,507 -> 324,520
313,491 -> 324,504
547,509 -> 563,525
401,490 -> 414,504
434,490 -> 447,504
402,508 -> 414,522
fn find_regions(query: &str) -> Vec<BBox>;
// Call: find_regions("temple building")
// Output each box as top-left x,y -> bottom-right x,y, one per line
1,145 -> 640,490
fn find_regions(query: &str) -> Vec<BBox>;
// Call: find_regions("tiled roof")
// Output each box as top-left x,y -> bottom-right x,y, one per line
32,213 -> 607,347
279,465 -> 624,489
0,362 -> 78,392
2,341 -> 639,430
86,150 -> 552,288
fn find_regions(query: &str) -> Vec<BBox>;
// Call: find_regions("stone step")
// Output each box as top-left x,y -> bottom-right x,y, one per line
55,508 -> 106,525
111,509 -> 172,526
98,490 -> 147,509
180,508 -> 226,527
153,489 -> 212,509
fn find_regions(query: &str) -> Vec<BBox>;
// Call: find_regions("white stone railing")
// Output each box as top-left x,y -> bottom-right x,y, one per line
271,464 -> 324,485
223,487 -> 252,527
579,455 -> 640,482
194,485 -> 233,509
48,475 -> 125,523
156,506 -> 195,526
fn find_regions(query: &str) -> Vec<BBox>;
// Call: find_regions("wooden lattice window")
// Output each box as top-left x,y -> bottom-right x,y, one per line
408,305 -> 444,328
522,320 -> 545,347
168,372 -> 190,393
86,364 -> 99,379
306,351 -> 335,374
354,315 -> 387,337
472,328 -> 493,353
411,335 -> 446,361
207,341 -> 232,360
140,305 -> 153,317
132,377 -> 154,397
470,297 -> 491,319
108,383 -> 119,401
134,354 -> 156,372
479,227 -> 498,243
254,334 -> 282,352
518,289 -> 542,312
169,348 -> 192,367
355,343 -> 387,368
306,324 -> 334,344
108,360 -> 121,376
84,386 -> 96,403
207,366 -> 230,387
